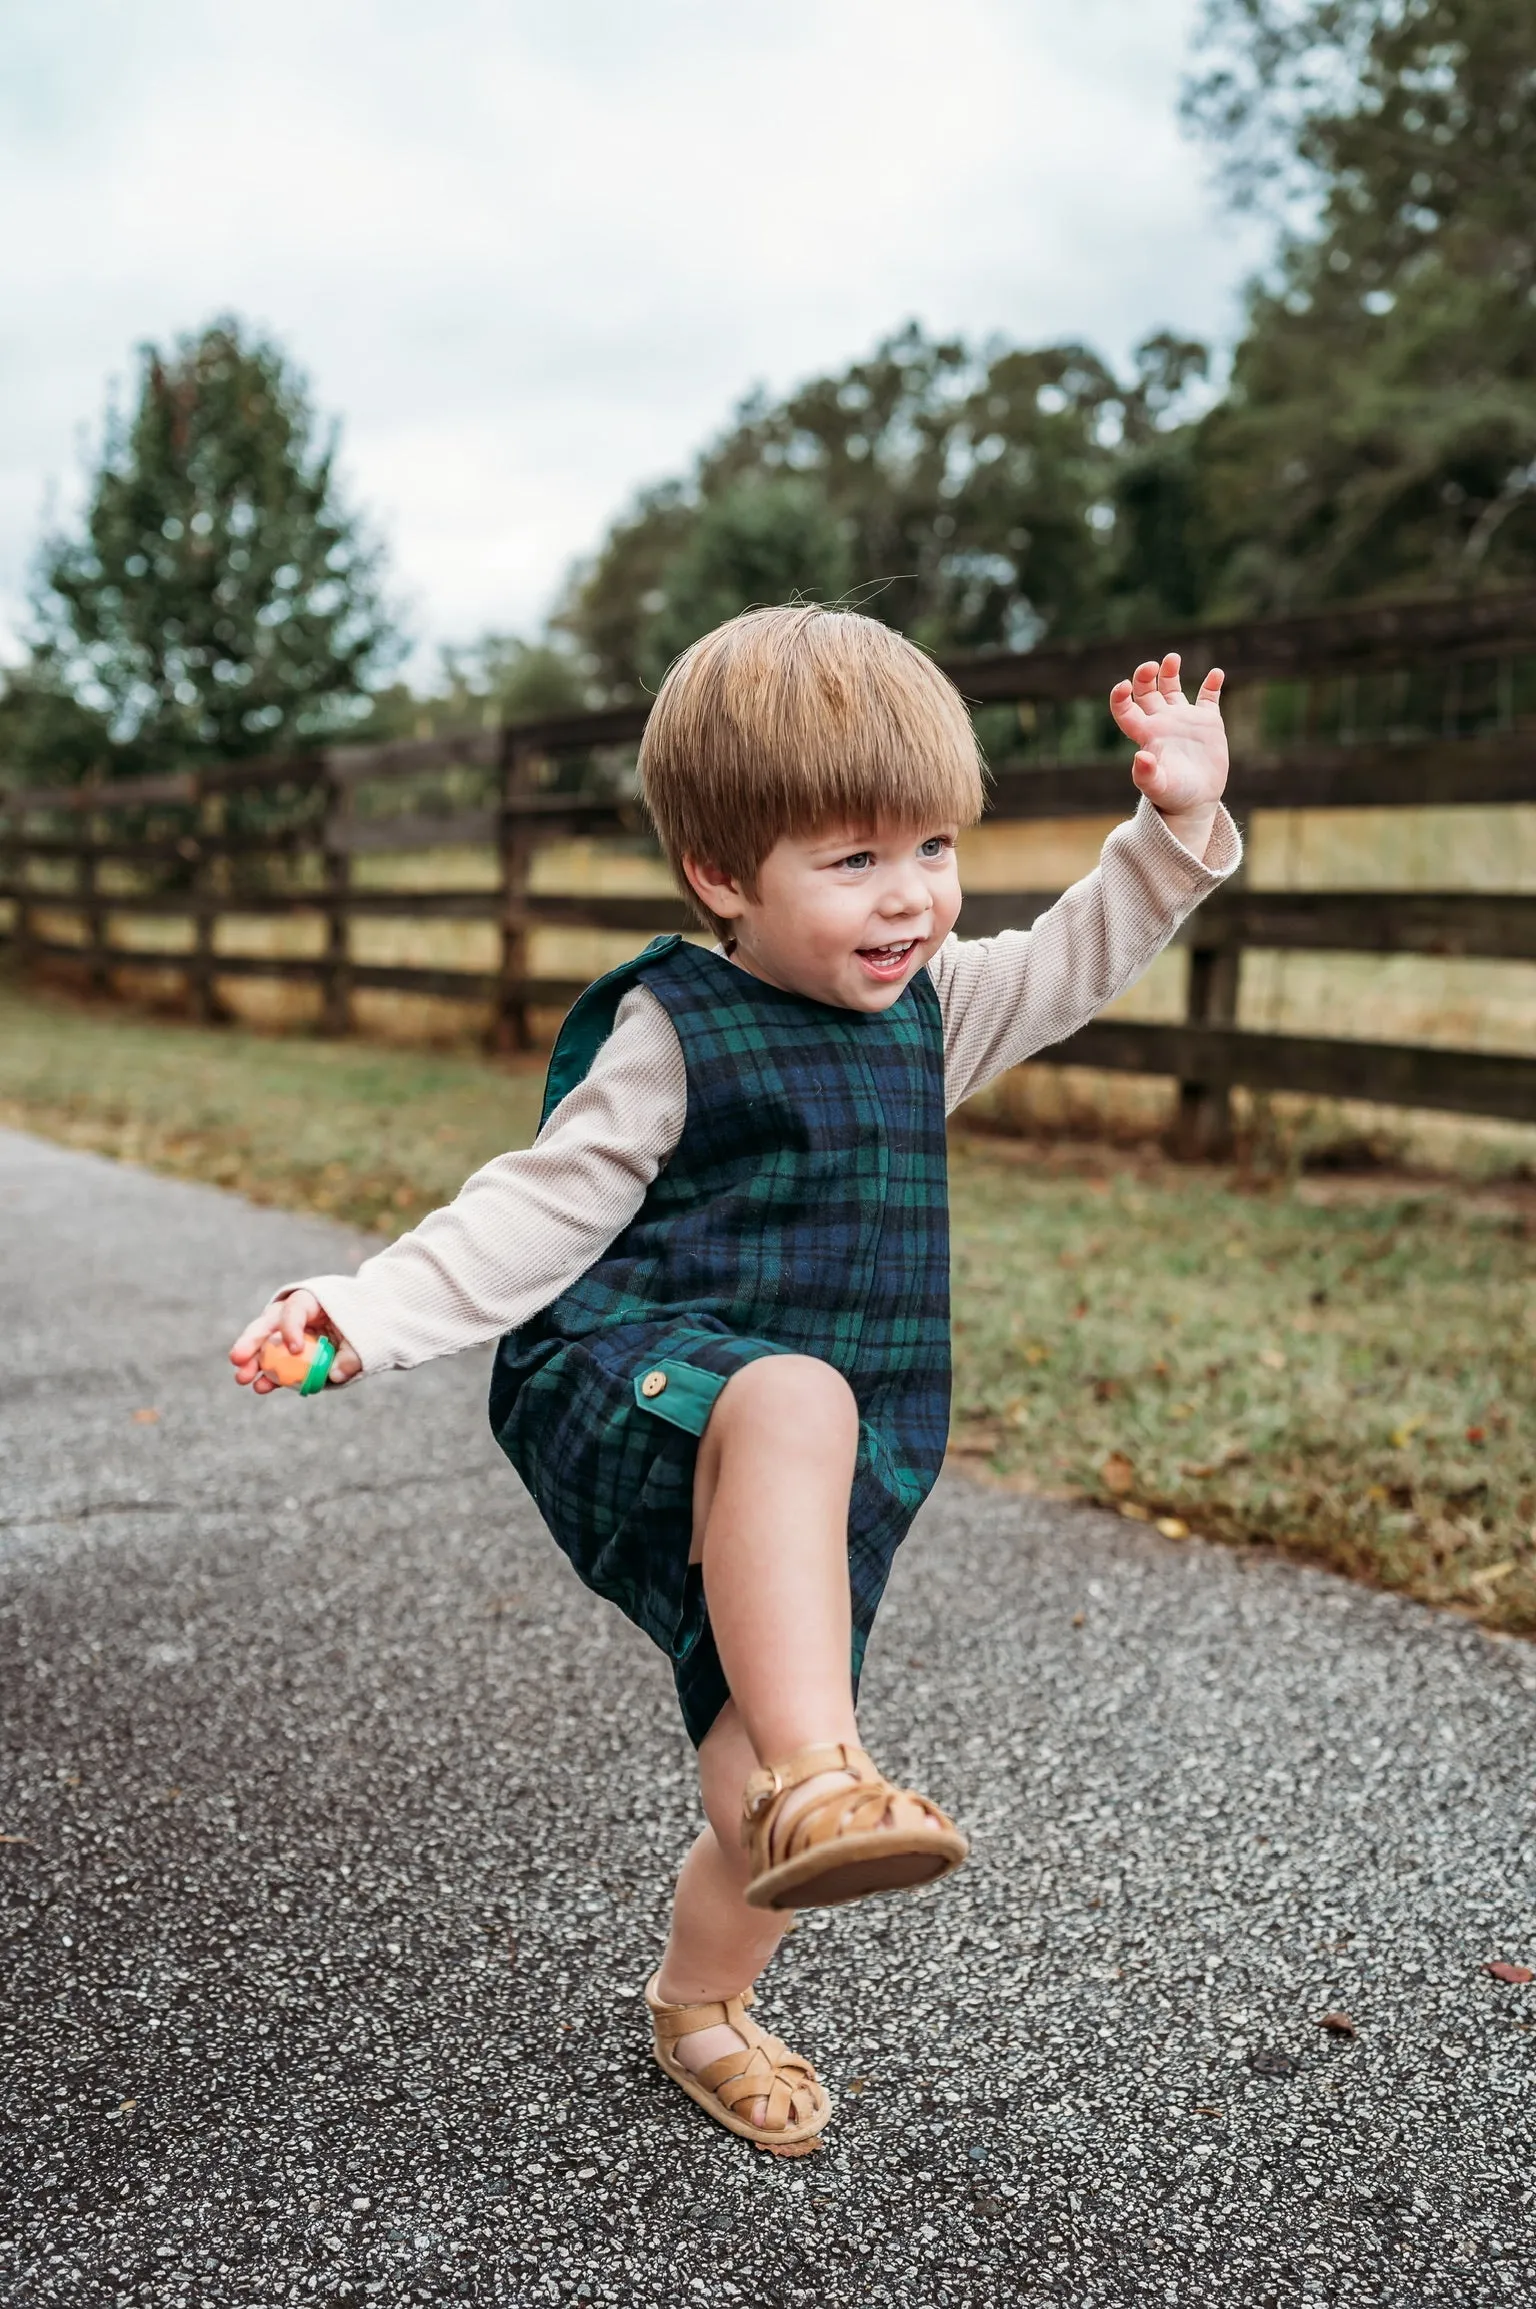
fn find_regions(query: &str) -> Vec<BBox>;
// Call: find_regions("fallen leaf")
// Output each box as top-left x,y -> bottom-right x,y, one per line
1023,1344 -> 1051,1366
846,2077 -> 868,2095
1167,1401 -> 1195,1422
1469,1561 -> 1516,1591
1150,1358 -> 1170,1380
1181,1461 -> 1219,1480
1258,1349 -> 1287,1372
132,1408 -> 161,1425
1247,2048 -> 1298,2079
1118,1501 -> 1151,1523
1156,1517 -> 1190,1540
1465,1425 -> 1487,1445
1100,1452 -> 1135,1495
1072,1299 -> 1090,1319
1484,1960 -> 1533,1985
1070,1612 -> 1086,1629
1390,1415 -> 1426,1449
1319,2011 -> 1357,2036
1092,1377 -> 1122,1402
1193,2105 -> 1224,2118
0,1834 -> 35,1846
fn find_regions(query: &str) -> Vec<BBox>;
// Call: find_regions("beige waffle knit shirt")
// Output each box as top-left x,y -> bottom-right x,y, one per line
287,795 -> 1240,1374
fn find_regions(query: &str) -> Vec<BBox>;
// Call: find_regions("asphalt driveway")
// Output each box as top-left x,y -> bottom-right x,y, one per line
1,1126 -> 1532,2307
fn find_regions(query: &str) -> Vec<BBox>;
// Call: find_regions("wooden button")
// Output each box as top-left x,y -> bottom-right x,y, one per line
640,1370 -> 668,1399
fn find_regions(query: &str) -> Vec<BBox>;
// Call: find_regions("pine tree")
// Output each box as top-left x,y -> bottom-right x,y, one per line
31,317 -> 401,774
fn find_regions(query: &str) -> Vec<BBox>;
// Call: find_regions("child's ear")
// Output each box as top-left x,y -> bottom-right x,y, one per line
682,854 -> 747,921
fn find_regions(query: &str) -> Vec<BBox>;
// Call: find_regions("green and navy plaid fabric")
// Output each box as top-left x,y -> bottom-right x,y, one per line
489,934 -> 951,1744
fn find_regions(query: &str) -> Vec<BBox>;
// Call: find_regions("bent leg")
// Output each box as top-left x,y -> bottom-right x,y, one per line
689,1352 -> 862,1759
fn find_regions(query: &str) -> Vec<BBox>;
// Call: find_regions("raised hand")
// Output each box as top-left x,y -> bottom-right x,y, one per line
1109,653 -> 1228,857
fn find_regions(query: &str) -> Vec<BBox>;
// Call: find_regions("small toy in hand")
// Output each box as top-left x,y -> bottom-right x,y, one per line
256,1329 -> 338,1396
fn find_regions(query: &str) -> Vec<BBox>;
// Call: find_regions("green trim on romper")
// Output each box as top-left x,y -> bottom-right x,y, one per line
631,1356 -> 731,1439
539,934 -> 685,1129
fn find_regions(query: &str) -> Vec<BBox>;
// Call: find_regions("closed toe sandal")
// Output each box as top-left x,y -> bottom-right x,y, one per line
644,1973 -> 832,2154
741,1741 -> 968,1913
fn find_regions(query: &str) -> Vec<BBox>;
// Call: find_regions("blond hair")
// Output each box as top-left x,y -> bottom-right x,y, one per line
638,605 -> 986,936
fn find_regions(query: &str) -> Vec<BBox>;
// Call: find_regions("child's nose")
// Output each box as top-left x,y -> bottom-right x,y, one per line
879,872 -> 929,918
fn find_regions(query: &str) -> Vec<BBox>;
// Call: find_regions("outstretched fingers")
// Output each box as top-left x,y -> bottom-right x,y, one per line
1197,665 -> 1225,704
1109,670 -> 1154,745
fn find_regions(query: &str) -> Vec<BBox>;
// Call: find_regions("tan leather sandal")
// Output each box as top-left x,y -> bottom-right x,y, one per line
644,1973 -> 832,2153
741,1741 -> 968,1912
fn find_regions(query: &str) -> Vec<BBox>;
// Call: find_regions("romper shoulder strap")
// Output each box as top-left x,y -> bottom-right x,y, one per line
538,934 -> 685,1128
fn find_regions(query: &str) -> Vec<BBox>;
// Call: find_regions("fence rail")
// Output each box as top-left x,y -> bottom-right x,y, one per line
4,588 -> 1536,1154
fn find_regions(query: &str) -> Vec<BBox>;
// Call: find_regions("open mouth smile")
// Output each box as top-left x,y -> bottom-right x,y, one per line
856,938 -> 920,981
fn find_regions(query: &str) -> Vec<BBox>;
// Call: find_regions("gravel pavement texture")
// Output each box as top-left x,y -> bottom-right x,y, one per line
1,1124 -> 1533,2309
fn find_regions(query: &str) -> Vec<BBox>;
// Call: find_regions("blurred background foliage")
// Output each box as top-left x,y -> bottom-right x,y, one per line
2,0 -> 1533,783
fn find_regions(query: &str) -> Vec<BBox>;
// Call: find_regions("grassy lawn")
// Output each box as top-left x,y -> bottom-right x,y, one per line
3,976 -> 1532,1636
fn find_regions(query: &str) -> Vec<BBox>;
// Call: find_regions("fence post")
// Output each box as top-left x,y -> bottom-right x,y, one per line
1169,795 -> 1248,1160
2,797 -> 33,979
495,730 -> 537,1052
320,755 -> 352,1036
78,775 -> 109,996
187,772 -> 221,1023
1170,941 -> 1241,1158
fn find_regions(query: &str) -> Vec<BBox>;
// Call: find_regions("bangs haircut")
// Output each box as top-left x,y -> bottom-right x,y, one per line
638,604 -> 986,935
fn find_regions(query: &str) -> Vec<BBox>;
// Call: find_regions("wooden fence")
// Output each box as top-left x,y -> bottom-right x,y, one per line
3,587 -> 1536,1155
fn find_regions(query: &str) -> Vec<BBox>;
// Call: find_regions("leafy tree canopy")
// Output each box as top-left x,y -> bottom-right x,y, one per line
24,317 -> 402,778
559,325 -> 1209,698
1183,0 -> 1536,608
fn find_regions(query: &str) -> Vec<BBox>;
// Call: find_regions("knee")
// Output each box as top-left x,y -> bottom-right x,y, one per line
715,1354 -> 858,1458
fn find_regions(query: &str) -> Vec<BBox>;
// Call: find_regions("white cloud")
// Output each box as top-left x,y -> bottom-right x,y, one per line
0,0 -> 1268,672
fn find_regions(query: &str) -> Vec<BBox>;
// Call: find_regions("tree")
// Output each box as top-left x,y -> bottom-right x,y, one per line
1181,0 -> 1536,609
430,632 -> 592,729
30,317 -> 401,776
558,324 -> 1173,697
636,477 -> 853,685
0,650 -> 120,790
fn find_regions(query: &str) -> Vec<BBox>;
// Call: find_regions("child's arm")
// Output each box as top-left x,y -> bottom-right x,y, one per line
934,652 -> 1239,1112
227,987 -> 688,1389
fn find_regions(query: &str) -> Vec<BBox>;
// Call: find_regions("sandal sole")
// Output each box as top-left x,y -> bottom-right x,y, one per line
744,1827 -> 969,1912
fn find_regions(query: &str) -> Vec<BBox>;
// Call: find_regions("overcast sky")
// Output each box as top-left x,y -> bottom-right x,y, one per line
1,0 -> 1269,676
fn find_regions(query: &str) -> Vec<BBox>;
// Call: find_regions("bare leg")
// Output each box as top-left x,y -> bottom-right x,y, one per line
653,1355 -> 948,2125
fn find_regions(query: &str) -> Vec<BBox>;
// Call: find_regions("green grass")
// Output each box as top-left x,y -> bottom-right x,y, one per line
0,980 -> 546,1232
950,1135 -> 1535,1633
3,976 -> 1532,1635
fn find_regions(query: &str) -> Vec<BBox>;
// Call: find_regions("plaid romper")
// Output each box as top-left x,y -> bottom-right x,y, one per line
488,934 -> 951,1745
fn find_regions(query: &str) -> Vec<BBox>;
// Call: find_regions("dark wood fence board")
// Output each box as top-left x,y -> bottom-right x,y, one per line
986,733 -> 1536,819
945,589 -> 1536,707
335,809 -> 502,855
957,888 -> 1536,960
1053,1021 -> 1536,1125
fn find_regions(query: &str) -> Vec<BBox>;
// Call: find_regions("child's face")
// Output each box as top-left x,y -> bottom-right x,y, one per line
687,819 -> 963,1012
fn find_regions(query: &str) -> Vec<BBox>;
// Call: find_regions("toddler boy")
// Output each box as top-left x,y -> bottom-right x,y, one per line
231,606 -> 1237,2151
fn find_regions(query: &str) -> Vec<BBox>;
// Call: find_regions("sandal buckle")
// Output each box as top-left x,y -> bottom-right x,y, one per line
742,1766 -> 782,1829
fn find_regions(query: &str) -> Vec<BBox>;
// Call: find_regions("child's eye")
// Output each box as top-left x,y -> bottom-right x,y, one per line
837,852 -> 874,871
918,836 -> 953,859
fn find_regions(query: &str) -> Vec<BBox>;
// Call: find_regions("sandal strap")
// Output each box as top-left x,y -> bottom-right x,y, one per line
740,1742 -> 876,1840
646,1982 -> 756,2047
665,2005 -> 822,2130
742,1744 -> 955,1873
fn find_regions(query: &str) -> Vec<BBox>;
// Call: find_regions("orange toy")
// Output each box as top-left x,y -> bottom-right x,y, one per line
257,1330 -> 338,1395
